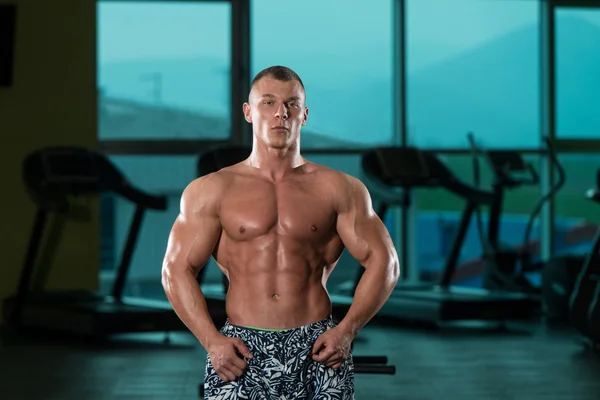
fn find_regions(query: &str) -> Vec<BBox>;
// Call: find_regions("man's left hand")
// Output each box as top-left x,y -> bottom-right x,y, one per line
311,327 -> 354,369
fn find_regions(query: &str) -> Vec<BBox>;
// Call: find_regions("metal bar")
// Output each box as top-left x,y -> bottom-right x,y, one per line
393,0 -> 410,281
551,0 -> 600,8
425,148 -> 546,155
10,208 -> 49,324
99,140 -> 231,155
394,0 -> 406,147
98,0 -> 232,2
112,205 -> 146,301
231,0 -> 251,146
540,0 -> 556,259
554,139 -> 600,152
440,201 -> 477,287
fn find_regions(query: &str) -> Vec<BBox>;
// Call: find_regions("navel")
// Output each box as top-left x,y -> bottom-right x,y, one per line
271,293 -> 280,300
239,226 -> 246,233
311,225 -> 318,232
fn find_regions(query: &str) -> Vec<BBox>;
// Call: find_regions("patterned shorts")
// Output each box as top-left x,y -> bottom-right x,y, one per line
204,316 -> 355,399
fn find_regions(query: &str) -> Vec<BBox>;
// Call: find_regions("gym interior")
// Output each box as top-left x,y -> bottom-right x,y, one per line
1,0 -> 600,399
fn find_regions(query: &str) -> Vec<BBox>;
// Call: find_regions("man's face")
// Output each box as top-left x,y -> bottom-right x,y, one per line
243,77 -> 308,149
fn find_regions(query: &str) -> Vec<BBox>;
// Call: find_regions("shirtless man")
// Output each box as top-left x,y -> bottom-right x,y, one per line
161,66 -> 400,399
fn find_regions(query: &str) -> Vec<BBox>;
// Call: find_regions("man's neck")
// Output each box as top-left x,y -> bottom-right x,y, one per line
247,143 -> 304,182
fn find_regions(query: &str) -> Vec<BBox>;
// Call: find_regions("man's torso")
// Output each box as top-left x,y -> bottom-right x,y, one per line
209,162 -> 346,329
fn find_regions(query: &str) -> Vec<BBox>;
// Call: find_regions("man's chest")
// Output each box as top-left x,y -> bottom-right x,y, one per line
218,178 -> 337,241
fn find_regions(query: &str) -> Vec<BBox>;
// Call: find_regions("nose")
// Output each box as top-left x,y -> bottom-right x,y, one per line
274,102 -> 288,120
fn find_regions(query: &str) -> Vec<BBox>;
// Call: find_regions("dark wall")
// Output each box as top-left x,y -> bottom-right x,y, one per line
0,0 -> 98,313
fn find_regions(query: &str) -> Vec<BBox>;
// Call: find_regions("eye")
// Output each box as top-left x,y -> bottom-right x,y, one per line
263,101 -> 273,105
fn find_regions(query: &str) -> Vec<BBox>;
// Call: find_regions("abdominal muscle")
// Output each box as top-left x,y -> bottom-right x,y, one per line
215,239 -> 335,330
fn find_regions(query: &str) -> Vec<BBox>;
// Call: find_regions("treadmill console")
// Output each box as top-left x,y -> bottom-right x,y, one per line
485,150 -> 538,186
364,146 -> 460,189
41,149 -> 100,185
22,147 -> 126,210
364,147 -> 430,187
486,151 -> 527,174
197,146 -> 250,176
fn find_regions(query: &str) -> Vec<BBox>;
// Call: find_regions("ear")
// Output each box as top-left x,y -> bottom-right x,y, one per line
243,102 -> 252,124
302,106 -> 309,126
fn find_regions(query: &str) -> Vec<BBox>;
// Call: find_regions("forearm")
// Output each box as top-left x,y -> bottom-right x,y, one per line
162,267 -> 221,349
338,259 -> 399,337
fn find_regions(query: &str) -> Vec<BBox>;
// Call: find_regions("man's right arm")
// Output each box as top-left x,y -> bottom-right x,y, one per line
161,173 -> 223,350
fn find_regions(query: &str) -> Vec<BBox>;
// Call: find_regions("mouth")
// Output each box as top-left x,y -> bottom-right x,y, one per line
271,126 -> 289,132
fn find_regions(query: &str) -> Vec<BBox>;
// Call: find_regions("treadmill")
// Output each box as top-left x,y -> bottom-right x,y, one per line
467,135 -> 566,296
569,170 -> 600,348
2,146 -> 188,339
341,146 -> 539,324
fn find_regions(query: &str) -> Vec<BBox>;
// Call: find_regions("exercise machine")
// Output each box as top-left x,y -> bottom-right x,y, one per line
569,169 -> 600,350
467,136 -> 588,323
346,146 -> 539,325
467,135 -> 566,294
2,147 -> 188,339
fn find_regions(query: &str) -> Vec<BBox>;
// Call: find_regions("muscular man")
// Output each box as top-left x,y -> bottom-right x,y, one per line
161,66 -> 400,399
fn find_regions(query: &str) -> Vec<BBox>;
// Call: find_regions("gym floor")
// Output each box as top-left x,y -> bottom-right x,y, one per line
1,320 -> 599,400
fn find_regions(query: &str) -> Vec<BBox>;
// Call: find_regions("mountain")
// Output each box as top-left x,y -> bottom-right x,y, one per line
408,15 -> 600,146
99,56 -> 395,146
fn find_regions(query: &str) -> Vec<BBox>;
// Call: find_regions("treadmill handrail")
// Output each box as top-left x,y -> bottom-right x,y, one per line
361,147 -> 495,206
114,184 -> 167,210
440,176 -> 495,206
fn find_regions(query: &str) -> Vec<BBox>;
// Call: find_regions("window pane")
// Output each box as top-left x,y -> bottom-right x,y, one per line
407,0 -> 539,148
415,154 -> 542,288
97,2 -> 231,140
251,0 -> 394,149
554,155 -> 600,256
555,8 -> 600,138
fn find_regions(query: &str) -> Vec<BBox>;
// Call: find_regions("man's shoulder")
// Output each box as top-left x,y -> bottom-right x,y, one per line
182,170 -> 233,201
308,163 -> 366,194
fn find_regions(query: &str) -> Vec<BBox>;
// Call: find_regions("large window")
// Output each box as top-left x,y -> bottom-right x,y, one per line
406,0 -> 539,148
250,0 -> 395,149
555,8 -> 600,138
97,2 -> 231,140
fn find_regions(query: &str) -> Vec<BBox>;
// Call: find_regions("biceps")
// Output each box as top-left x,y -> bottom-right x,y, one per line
337,213 -> 392,266
163,213 -> 222,273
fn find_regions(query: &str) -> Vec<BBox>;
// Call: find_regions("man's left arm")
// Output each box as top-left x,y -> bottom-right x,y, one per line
312,174 -> 399,368
334,175 -> 400,337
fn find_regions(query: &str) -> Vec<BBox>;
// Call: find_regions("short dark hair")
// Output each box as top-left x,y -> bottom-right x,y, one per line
250,65 -> 305,92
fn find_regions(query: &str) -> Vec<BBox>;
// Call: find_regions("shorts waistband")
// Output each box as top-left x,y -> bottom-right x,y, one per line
224,315 -> 334,334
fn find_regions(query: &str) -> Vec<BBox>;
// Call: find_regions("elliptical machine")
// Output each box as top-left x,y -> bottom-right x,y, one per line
467,134 -> 566,296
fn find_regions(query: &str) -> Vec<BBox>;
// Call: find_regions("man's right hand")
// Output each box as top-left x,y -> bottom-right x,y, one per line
208,335 -> 254,382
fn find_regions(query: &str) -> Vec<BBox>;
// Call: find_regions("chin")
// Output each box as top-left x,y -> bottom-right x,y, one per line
265,136 -> 294,149
266,141 -> 290,150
